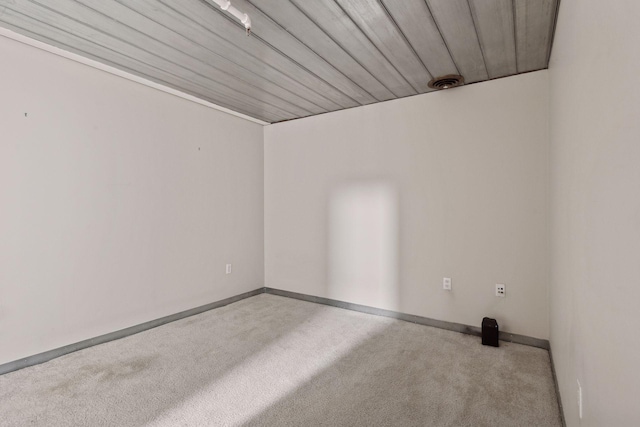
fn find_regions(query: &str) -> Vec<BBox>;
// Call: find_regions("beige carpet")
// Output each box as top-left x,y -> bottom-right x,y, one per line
0,294 -> 562,426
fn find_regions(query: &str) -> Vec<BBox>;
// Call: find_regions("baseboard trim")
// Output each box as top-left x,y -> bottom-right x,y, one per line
264,287 -> 550,350
549,347 -> 567,427
0,287 -> 265,376
1,286 -> 551,376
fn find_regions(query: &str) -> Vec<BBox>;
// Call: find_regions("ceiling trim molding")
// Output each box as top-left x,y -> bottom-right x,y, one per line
0,26 -> 270,126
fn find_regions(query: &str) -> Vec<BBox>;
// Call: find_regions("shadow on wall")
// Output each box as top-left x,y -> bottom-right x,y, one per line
327,181 -> 400,310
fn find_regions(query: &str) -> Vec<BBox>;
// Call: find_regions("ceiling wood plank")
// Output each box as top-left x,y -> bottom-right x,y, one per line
157,0 -> 348,113
468,0 -> 517,79
514,0 -> 557,72
171,1 -> 359,112
126,0 -> 342,112
32,0 -> 310,116
0,0 -> 559,123
290,0 -> 416,98
380,0 -> 458,79
248,0 -> 394,102
229,0 -> 375,107
79,0 -> 326,116
58,0 -> 313,118
334,0 -> 432,93
425,0 -> 489,84
6,0 -> 298,121
0,10 -> 284,122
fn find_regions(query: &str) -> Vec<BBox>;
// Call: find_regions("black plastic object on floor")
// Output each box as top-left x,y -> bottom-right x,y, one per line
482,317 -> 499,347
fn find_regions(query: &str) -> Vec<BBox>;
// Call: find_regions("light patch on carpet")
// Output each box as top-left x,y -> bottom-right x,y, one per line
149,309 -> 387,426
0,294 -> 561,426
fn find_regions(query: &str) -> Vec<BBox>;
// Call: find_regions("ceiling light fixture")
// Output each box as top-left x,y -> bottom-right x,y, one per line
206,0 -> 252,35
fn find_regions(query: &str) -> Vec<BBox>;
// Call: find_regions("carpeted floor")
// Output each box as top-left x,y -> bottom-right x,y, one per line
0,294 -> 562,426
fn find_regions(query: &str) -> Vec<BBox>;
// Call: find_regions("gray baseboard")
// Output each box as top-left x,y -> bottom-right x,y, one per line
1,286 -> 551,377
0,287 -> 265,376
268,287 -> 560,423
264,287 -> 550,350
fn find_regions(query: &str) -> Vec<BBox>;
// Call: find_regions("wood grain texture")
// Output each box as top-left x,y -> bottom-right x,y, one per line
291,0 -> 416,98
0,17 -> 283,122
158,0 -> 346,112
334,0 -> 433,93
426,0 -> 489,83
469,0 -> 517,79
0,2 -> 287,122
248,0 -> 394,102
79,0 -> 324,116
124,0 -> 341,112
514,0 -> 558,72
230,0 -> 371,107
0,0 -> 558,122
381,0 -> 458,79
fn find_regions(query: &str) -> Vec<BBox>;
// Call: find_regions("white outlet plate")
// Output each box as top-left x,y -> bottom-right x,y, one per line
443,277 -> 452,290
577,380 -> 583,419
496,284 -> 506,297
226,264 -> 232,274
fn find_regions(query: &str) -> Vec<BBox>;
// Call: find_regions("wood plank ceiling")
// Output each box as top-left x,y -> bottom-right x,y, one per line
0,0 -> 559,123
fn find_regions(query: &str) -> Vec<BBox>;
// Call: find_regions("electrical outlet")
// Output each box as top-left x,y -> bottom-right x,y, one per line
577,380 -> 583,419
226,264 -> 232,274
443,277 -> 452,290
496,284 -> 506,297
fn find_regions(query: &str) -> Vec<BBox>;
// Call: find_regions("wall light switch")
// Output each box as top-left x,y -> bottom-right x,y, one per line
226,264 -> 232,274
443,277 -> 452,290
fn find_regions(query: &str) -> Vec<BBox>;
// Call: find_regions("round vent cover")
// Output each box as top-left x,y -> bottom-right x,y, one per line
428,74 -> 465,90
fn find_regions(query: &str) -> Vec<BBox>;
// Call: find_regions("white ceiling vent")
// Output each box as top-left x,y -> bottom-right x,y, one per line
428,75 -> 465,90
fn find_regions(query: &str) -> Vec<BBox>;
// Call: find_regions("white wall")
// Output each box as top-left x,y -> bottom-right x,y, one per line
549,0 -> 640,425
0,35 -> 264,365
265,71 -> 550,339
